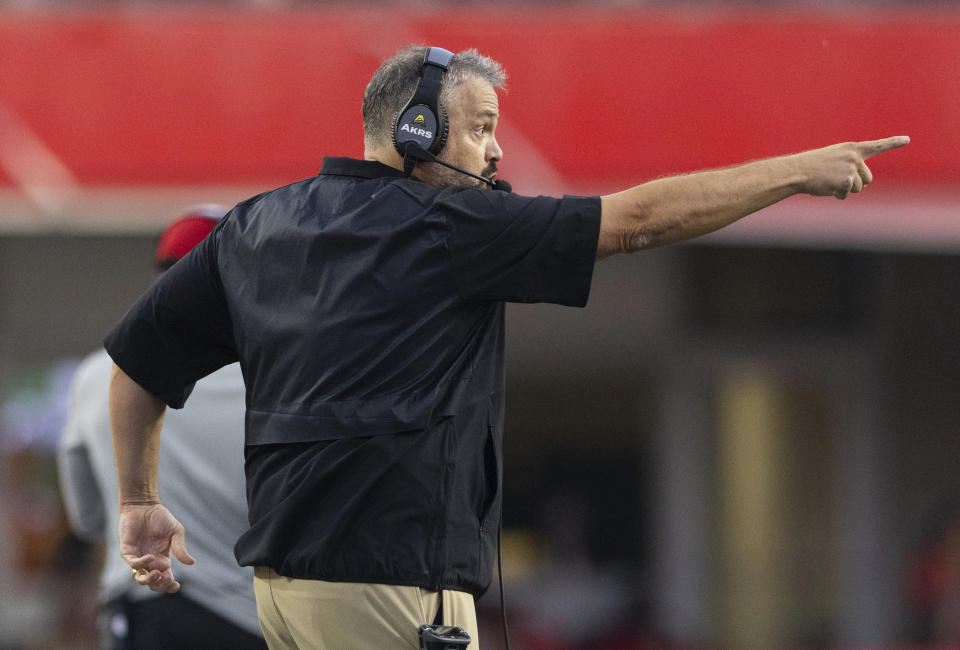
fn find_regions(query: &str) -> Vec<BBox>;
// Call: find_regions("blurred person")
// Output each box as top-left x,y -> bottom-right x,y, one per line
58,204 -> 266,650
104,45 -> 908,649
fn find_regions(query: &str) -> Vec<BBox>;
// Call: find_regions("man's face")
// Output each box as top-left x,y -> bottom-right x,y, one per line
428,77 -> 503,188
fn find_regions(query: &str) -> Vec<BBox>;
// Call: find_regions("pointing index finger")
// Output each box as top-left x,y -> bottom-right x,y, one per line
858,135 -> 910,159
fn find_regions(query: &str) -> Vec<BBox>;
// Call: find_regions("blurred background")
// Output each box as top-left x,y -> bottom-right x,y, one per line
2,1 -> 959,649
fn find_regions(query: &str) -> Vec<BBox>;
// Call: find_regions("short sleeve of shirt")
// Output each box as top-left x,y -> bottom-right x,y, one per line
437,190 -> 601,306
103,227 -> 237,408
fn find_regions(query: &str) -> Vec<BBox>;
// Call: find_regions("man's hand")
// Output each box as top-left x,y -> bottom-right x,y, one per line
119,502 -> 195,593
796,136 -> 910,199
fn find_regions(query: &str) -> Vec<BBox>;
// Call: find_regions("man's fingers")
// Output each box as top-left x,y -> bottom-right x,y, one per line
132,566 -> 182,593
834,175 -> 853,200
856,159 -> 873,187
133,567 -> 160,585
153,573 -> 182,593
858,135 -> 910,159
125,554 -> 158,570
145,571 -> 181,593
171,531 -> 196,566
850,173 -> 864,194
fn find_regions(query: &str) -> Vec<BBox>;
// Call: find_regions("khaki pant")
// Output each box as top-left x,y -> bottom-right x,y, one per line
253,567 -> 479,649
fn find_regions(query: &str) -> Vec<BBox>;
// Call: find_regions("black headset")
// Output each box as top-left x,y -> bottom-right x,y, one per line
392,46 -> 511,192
392,46 -> 454,158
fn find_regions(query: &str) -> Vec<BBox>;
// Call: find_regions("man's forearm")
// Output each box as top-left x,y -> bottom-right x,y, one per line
109,363 -> 166,506
600,154 -> 803,254
596,136 -> 909,258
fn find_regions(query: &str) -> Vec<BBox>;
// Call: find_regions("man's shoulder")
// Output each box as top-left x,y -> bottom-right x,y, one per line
230,176 -> 321,215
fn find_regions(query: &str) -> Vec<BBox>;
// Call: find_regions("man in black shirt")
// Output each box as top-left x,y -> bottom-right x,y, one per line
106,45 -> 908,648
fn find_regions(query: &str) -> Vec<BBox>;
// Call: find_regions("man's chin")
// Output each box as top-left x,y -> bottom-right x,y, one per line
431,169 -> 486,189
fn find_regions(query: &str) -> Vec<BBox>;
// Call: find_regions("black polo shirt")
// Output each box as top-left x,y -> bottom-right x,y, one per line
105,157 -> 601,595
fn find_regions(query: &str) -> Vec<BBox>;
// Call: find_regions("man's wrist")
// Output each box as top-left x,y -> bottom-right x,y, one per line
119,495 -> 162,507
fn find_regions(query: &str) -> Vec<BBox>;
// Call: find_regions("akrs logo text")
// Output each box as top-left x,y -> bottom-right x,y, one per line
400,124 -> 433,139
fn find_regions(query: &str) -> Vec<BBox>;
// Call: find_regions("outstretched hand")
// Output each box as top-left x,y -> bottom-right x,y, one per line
799,136 -> 910,199
119,503 -> 195,593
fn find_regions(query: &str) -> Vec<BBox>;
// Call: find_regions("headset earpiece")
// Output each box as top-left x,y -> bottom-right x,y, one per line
393,47 -> 454,157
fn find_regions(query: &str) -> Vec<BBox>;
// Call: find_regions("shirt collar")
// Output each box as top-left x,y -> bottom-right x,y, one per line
319,157 -> 407,180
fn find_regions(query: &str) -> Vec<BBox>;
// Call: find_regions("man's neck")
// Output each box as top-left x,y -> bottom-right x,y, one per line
364,144 -> 404,172
365,143 -> 429,182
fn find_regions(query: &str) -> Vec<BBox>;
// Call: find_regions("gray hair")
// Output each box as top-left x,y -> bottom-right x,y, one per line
362,45 -> 506,146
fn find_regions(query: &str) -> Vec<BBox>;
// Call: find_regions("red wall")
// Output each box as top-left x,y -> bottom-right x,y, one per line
0,7 -> 957,192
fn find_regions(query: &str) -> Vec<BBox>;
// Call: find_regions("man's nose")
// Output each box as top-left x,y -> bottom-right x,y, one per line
487,137 -> 502,163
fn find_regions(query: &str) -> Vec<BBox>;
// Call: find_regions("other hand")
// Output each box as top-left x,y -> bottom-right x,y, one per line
119,502 -> 195,593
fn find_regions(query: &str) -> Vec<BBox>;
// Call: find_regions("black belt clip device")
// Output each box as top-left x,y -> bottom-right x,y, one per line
418,624 -> 471,649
